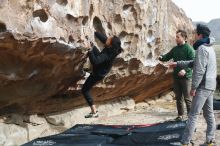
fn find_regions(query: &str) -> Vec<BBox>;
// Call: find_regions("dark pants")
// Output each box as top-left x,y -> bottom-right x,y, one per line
173,78 -> 192,116
82,74 -> 103,106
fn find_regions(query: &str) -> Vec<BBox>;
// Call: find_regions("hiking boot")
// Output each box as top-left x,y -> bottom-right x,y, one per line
175,115 -> 184,121
181,140 -> 194,146
200,141 -> 216,146
85,111 -> 99,118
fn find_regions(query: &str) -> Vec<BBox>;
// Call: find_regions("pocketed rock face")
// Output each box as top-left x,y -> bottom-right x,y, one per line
0,0 -> 193,114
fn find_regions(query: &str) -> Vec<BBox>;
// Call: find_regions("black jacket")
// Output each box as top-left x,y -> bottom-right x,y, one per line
88,32 -> 119,77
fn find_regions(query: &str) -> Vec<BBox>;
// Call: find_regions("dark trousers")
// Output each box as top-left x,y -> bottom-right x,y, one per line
81,74 -> 103,106
173,78 -> 192,116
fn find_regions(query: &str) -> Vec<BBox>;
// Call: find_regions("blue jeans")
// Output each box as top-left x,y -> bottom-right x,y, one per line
181,88 -> 216,144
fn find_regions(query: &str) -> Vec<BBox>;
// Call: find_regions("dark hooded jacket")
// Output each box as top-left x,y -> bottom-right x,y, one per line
88,32 -> 122,77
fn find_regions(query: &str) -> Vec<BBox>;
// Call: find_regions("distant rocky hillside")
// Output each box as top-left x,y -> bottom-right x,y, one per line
194,18 -> 220,44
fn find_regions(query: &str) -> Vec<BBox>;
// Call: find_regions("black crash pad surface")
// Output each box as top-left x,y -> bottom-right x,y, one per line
23,121 -> 186,146
214,99 -> 220,110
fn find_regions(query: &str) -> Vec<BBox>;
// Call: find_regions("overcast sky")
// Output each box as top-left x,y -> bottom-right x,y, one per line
171,0 -> 220,22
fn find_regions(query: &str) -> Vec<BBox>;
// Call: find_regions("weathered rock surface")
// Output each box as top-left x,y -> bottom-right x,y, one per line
0,96 -> 136,146
0,0 -> 193,115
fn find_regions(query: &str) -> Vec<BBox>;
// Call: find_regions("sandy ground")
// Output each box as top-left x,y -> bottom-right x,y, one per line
1,93 -> 219,146
89,97 -> 220,146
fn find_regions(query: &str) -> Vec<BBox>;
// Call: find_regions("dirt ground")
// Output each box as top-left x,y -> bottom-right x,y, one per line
89,96 -> 220,146
1,92 -> 219,146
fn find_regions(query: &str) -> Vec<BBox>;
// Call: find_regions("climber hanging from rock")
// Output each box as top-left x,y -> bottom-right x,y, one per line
81,31 -> 123,118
